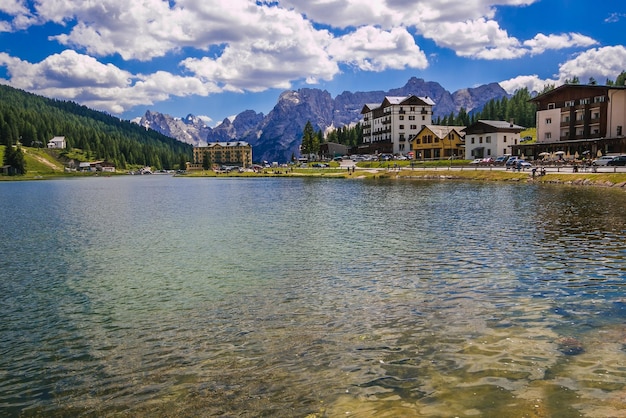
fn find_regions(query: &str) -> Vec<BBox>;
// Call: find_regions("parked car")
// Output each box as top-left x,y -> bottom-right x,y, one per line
505,157 -> 519,168
480,157 -> 494,165
607,155 -> 626,166
470,158 -> 482,164
593,155 -> 618,166
518,160 -> 532,168
494,155 -> 511,165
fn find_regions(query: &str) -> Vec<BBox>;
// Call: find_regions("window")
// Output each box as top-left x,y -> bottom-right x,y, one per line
594,96 -> 605,103
399,115 -> 404,120
399,125 -> 405,129
408,115 -> 415,120
422,116 -> 425,121
593,112 -> 600,119
618,126 -> 623,136
486,136 -> 491,144
410,107 -> 415,111
580,98 -> 590,105
503,135 -> 507,143
410,125 -> 417,130
548,103 -> 555,109
545,132 -> 552,140
565,100 -> 575,107
479,137 -> 483,144
471,138 -> 475,144
546,118 -> 552,124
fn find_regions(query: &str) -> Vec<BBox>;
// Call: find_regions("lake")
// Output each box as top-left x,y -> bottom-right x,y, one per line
1,175 -> 625,417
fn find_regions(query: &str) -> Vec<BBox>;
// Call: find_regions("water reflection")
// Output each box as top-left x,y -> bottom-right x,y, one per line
0,177 -> 624,416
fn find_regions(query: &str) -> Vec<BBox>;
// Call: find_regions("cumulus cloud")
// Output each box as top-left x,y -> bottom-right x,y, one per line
499,45 -> 626,94
0,0 -> 607,114
523,33 -> 598,55
0,50 -> 220,113
327,26 -> 428,71
0,0 -> 36,30
557,45 -> 626,84
499,75 -> 557,94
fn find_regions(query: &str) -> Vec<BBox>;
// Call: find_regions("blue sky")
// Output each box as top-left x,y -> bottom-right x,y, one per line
0,1 -> 625,126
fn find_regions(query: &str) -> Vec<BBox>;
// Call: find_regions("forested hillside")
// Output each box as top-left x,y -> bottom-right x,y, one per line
0,85 -> 191,170
434,88 -> 536,128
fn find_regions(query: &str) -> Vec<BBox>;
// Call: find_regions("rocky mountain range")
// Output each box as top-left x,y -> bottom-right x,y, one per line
138,77 -> 509,163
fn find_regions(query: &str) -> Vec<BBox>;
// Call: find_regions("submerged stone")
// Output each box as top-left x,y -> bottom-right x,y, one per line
557,337 -> 584,355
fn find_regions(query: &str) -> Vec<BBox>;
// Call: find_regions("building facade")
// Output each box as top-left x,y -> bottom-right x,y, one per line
463,120 -> 525,159
516,84 -> 626,157
361,95 -> 434,156
189,141 -> 252,169
532,84 -> 626,143
410,125 -> 465,160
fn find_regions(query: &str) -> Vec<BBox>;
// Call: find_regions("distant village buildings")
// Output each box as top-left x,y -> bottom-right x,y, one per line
189,141 -> 252,170
356,84 -> 626,161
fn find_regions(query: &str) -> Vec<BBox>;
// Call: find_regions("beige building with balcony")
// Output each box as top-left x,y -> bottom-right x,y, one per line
521,84 -> 626,157
188,141 -> 252,170
361,95 -> 434,156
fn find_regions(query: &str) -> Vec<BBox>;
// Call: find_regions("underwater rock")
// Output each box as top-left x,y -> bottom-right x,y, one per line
557,337 -> 584,355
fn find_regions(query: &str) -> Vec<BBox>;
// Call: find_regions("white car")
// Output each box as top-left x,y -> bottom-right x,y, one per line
593,156 -> 617,166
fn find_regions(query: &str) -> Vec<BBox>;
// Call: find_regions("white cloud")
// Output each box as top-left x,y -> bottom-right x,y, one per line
499,45 -> 626,94
421,17 -> 525,60
180,8 -> 339,92
523,33 -> 598,55
499,75 -> 557,94
557,45 -> 626,84
0,0 -> 608,115
328,26 -> 428,71
0,0 -> 36,30
0,50 -> 221,113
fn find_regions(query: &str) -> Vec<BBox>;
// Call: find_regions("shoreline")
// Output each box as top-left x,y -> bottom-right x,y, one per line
3,166 -> 626,189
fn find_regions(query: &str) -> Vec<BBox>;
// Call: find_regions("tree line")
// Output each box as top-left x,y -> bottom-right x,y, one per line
0,85 -> 192,175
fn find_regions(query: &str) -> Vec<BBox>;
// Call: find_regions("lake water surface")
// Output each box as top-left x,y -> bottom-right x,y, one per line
1,176 -> 625,417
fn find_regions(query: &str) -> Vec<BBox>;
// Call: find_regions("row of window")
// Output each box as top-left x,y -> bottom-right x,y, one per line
547,96 -> 605,109
546,111 -> 602,125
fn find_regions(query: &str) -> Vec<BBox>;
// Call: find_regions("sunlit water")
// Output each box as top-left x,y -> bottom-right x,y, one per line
1,176 -> 625,417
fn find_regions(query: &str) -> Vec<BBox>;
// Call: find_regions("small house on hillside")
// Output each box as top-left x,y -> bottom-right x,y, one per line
47,136 -> 66,149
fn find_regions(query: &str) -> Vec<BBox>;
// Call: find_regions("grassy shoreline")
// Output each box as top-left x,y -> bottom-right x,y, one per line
2,145 -> 625,189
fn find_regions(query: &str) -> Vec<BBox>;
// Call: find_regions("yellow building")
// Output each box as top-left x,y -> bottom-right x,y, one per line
410,125 -> 465,160
189,141 -> 252,169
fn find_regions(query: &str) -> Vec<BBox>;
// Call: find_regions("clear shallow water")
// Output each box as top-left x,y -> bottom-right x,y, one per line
0,176 -> 625,417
